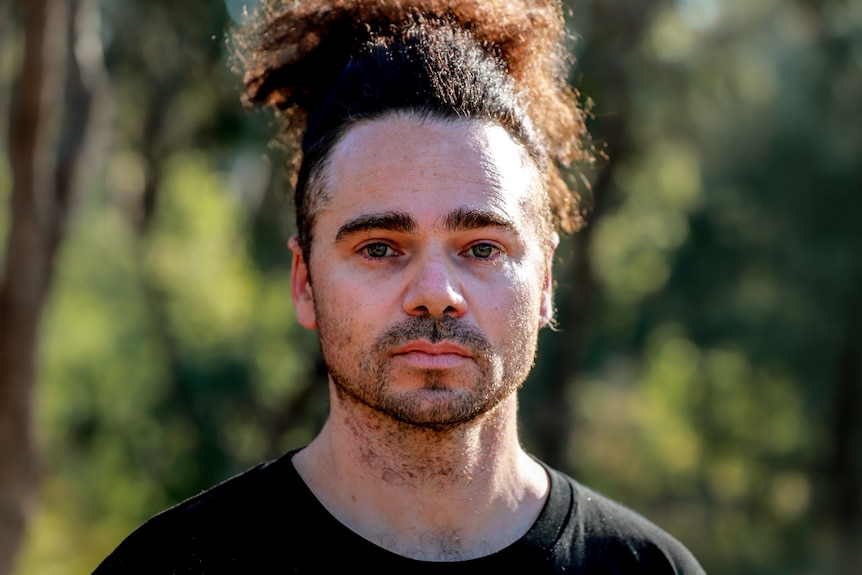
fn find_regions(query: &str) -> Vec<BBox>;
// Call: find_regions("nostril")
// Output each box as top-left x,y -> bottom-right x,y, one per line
402,256 -> 468,317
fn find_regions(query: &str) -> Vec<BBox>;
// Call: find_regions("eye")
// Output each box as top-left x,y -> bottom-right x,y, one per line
467,243 -> 499,259
362,242 -> 396,258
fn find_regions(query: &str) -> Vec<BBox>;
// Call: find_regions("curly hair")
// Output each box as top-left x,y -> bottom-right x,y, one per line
231,0 -> 590,259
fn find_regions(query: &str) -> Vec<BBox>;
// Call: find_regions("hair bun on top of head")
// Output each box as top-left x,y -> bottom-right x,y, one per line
231,0 -> 590,234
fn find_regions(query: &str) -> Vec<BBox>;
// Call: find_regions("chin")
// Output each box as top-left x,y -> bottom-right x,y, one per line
375,386 -> 510,429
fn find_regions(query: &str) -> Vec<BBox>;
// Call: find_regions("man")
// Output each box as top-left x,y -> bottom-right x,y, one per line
95,1 -> 706,572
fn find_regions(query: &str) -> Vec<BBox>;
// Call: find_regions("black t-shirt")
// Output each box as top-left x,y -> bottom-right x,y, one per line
93,451 -> 706,573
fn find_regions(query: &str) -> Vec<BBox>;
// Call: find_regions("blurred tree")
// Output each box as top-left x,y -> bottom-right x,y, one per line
0,1 -> 858,574
12,1 -> 324,572
0,0 -> 105,572
526,0 -> 673,475
527,1 -> 862,573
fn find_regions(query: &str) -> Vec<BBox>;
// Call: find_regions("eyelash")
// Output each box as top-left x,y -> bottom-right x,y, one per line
357,241 -> 504,260
361,242 -> 398,258
464,243 -> 501,259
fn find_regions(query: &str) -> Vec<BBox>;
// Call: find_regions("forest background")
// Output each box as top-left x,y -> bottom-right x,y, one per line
0,0 -> 860,573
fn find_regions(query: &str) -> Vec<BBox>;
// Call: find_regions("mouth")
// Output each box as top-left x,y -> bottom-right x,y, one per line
393,340 -> 473,357
391,340 -> 473,369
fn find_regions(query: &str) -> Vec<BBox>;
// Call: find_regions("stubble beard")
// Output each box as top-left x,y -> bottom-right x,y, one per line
318,314 -> 537,429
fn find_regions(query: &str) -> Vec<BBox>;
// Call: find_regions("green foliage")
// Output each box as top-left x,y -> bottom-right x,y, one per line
538,0 -> 862,572
5,0 -> 860,574
19,148 -> 319,573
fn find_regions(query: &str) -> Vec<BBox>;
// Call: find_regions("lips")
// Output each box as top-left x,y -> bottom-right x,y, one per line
393,340 -> 473,357
390,340 -> 473,369
375,315 -> 492,367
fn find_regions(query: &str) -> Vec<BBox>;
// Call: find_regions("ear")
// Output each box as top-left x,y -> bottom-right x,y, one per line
538,232 -> 559,329
289,236 -> 318,330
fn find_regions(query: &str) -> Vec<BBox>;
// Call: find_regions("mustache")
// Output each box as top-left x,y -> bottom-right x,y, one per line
375,315 -> 492,356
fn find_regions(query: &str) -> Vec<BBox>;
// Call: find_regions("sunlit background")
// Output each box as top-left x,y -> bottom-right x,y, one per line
1,0 -> 860,573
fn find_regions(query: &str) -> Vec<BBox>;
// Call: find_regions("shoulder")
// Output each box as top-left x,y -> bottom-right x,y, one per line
92,452 -> 303,574
542,465 -> 707,574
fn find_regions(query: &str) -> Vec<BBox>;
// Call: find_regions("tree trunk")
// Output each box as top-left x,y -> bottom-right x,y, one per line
0,0 -> 102,571
828,297 -> 862,574
530,0 -> 669,470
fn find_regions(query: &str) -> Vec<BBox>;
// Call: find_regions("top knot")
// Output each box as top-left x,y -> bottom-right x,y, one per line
230,0 -> 591,236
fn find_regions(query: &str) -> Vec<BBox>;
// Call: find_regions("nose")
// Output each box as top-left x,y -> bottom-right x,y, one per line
402,251 -> 467,318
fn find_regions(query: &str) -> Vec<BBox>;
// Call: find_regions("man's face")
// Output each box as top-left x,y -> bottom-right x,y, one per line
290,116 -> 556,427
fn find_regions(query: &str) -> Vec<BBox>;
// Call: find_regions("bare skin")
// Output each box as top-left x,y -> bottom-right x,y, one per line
293,389 -> 548,560
290,116 -> 555,561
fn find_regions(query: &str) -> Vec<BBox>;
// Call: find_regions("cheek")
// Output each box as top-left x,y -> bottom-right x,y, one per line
473,267 -> 543,333
313,274 -> 387,336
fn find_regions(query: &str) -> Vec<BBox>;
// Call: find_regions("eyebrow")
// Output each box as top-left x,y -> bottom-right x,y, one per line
335,211 -> 417,241
442,207 -> 516,233
334,207 -> 516,242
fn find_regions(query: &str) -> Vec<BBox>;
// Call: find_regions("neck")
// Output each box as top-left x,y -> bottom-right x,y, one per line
292,380 -> 549,561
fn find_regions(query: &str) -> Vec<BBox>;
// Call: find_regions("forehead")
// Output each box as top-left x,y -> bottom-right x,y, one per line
320,116 -> 542,225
